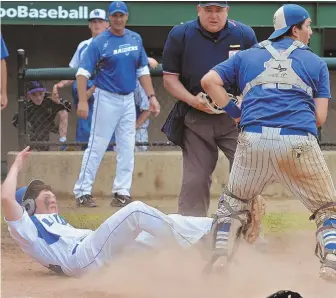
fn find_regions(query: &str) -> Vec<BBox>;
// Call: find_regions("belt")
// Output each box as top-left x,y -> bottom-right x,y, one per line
242,126 -> 309,136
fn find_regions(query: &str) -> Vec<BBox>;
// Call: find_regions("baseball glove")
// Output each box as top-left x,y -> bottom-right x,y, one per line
200,93 -> 241,115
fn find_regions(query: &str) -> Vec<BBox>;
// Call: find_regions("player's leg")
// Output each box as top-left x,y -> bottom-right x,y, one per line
135,127 -> 148,152
271,133 -> 336,281
112,93 -> 136,206
209,131 -> 272,269
73,201 -> 182,274
73,89 -> 122,206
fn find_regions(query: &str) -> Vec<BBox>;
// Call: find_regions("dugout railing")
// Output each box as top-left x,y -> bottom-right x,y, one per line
16,49 -> 336,151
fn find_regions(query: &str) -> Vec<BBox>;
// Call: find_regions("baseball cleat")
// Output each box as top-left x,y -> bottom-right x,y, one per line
111,193 -> 132,207
319,256 -> 336,283
76,194 -> 98,208
244,195 -> 266,244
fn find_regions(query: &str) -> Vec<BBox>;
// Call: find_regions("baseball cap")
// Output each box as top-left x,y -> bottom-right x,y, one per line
26,81 -> 46,95
108,1 -> 128,15
88,9 -> 107,21
199,1 -> 228,7
269,4 -> 310,40
15,180 -> 45,205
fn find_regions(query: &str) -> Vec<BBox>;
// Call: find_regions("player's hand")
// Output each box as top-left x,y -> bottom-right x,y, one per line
1,93 -> 8,110
14,146 -> 31,171
148,58 -> 159,69
192,93 -> 215,114
51,83 -> 62,104
77,101 -> 89,119
149,96 -> 160,117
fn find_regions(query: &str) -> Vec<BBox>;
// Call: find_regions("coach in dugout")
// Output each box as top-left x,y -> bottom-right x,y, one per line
162,1 -> 257,217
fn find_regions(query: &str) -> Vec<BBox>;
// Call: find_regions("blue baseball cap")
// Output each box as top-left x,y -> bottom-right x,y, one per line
108,1 -> 128,15
199,1 -> 228,7
15,180 -> 44,205
269,4 -> 310,40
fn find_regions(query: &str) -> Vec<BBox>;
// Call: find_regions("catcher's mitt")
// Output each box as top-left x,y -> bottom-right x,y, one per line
200,93 -> 241,115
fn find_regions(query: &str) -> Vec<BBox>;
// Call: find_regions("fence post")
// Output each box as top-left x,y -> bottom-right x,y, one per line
17,49 -> 26,150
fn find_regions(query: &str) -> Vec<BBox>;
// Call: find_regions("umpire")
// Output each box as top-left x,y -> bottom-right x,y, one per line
162,1 -> 257,217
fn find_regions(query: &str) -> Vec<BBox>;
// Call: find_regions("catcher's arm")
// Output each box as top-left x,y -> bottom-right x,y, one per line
201,70 -> 241,121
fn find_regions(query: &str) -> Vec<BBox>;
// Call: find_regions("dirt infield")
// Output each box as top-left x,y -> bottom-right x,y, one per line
1,198 -> 335,298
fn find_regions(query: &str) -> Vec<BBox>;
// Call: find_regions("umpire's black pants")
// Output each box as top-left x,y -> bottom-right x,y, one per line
178,109 -> 238,217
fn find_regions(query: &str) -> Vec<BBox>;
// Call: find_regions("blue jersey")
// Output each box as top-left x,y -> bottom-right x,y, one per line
1,35 -> 9,59
213,38 -> 331,136
79,29 -> 148,95
163,19 -> 257,96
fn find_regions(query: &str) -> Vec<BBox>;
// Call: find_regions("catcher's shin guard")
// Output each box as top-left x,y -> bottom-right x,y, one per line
315,216 -> 336,282
203,193 -> 249,274
203,193 -> 266,274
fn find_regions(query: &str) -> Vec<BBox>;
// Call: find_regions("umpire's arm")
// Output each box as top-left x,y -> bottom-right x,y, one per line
162,27 -> 197,107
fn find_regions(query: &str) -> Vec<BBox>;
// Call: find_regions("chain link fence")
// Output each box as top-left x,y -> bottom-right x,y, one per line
15,50 -> 336,152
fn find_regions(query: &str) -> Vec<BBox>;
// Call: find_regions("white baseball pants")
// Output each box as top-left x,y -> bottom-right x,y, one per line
73,87 -> 136,198
228,126 -> 336,226
70,201 -> 211,276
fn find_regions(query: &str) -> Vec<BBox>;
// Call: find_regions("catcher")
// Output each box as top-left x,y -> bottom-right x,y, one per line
12,81 -> 71,151
201,4 -> 336,282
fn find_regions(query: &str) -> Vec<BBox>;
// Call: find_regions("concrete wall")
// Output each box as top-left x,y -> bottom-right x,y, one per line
7,151 -> 336,200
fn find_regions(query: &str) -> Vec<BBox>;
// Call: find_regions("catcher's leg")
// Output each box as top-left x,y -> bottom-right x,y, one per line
272,133 -> 336,282
205,131 -> 272,273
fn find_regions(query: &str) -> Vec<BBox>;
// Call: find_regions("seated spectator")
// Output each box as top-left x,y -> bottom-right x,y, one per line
12,81 -> 71,151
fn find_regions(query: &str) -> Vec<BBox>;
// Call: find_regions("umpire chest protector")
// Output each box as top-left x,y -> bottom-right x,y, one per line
242,40 -> 313,98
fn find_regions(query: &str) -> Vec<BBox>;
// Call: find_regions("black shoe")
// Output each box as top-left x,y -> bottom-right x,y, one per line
111,193 -> 132,207
76,194 -> 98,208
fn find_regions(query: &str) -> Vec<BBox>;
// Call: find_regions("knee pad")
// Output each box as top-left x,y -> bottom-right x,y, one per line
212,192 -> 250,258
316,216 -> 336,270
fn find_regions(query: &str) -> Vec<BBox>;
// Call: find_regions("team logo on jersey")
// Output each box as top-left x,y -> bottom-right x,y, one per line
113,44 -> 138,56
272,64 -> 287,72
103,41 -> 108,51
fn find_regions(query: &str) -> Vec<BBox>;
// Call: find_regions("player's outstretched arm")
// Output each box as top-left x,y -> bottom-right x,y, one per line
1,147 -> 31,221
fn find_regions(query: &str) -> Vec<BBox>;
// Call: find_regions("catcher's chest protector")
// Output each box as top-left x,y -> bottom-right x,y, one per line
242,40 -> 313,98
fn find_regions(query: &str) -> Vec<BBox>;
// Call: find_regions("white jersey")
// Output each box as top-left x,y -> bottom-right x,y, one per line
6,209 -> 91,275
69,37 -> 93,68
6,202 -> 213,276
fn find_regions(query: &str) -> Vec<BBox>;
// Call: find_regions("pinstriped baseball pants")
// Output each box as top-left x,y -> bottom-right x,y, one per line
227,127 -> 336,226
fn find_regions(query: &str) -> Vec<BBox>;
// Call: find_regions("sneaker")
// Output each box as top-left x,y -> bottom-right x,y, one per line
319,254 -> 336,283
76,194 -> 97,208
111,193 -> 132,207
244,195 -> 266,244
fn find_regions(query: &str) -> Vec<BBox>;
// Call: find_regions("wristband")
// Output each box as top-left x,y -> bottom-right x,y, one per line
148,94 -> 156,100
222,101 -> 241,119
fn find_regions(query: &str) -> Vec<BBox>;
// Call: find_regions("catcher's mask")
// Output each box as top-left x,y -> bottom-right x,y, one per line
15,180 -> 46,216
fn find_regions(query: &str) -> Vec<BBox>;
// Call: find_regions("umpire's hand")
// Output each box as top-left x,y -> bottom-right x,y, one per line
77,101 -> 89,119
